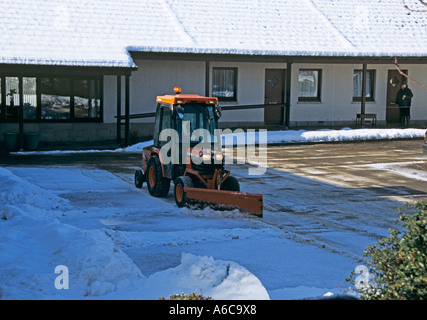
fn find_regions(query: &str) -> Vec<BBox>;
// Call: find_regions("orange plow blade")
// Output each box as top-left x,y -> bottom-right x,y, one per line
184,187 -> 263,217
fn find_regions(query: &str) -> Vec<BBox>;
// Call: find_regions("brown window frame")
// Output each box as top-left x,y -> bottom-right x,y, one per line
352,69 -> 376,102
212,67 -> 238,102
298,69 -> 322,102
298,68 -> 323,102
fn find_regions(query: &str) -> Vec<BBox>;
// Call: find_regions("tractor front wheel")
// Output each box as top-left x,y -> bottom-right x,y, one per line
174,176 -> 193,208
220,176 -> 240,192
146,156 -> 170,197
134,169 -> 145,188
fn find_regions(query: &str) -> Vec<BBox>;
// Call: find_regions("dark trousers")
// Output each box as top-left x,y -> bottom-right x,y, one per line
399,107 -> 410,126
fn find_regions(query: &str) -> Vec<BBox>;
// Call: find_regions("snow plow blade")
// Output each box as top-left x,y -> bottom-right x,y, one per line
184,187 -> 263,217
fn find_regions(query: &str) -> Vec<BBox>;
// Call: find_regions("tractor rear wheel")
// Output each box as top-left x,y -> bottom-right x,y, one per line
134,169 -> 145,188
174,176 -> 193,208
146,156 -> 170,197
220,176 -> 240,192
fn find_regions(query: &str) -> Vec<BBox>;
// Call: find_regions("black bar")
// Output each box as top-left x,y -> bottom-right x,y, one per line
0,76 -> 5,122
114,104 -> 287,120
285,61 -> 292,127
116,75 -> 121,144
36,77 -> 41,120
114,112 -> 156,120
205,60 -> 210,97
361,63 -> 367,126
222,103 -> 286,111
124,74 -> 130,146
18,76 -> 24,149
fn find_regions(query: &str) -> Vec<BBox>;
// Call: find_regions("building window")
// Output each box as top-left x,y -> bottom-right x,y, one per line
0,75 -> 102,122
40,77 -> 71,120
212,68 -> 237,102
23,77 -> 37,120
298,69 -> 322,102
353,70 -> 375,102
5,77 -> 19,121
74,79 -> 102,119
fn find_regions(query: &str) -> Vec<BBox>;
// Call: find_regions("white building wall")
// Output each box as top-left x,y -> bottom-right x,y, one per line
208,61 -> 286,125
290,63 -> 427,126
103,75 -> 118,123
409,65 -> 427,121
103,60 -> 206,124
104,60 -> 427,128
130,60 -> 206,124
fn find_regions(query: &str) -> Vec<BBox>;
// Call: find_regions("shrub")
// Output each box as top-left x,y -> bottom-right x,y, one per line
347,200 -> 427,300
158,292 -> 212,300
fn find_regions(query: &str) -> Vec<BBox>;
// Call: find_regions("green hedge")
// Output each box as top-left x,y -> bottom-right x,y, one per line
347,200 -> 427,300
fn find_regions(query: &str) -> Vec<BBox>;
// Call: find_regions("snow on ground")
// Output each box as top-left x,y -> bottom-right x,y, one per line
221,128 -> 426,146
0,167 -> 143,299
3,127 -> 424,299
365,162 -> 427,182
0,164 -> 360,300
0,167 -> 270,300
139,253 -> 269,300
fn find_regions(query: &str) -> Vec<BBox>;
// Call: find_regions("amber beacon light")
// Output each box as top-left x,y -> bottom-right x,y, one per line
174,86 -> 182,94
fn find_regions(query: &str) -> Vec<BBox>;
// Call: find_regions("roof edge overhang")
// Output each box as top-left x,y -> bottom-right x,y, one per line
129,50 -> 427,64
0,63 -> 137,76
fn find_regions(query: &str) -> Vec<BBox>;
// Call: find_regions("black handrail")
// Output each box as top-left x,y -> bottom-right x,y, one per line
114,103 -> 286,120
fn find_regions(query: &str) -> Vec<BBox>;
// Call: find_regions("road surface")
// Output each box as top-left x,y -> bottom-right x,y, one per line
1,139 -> 426,298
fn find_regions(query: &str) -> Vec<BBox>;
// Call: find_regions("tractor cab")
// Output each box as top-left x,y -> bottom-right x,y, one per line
153,87 -> 222,149
134,87 -> 263,217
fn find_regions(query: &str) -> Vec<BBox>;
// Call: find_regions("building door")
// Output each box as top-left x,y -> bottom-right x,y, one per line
386,70 -> 408,123
264,69 -> 285,124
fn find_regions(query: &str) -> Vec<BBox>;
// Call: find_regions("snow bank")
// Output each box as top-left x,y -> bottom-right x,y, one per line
114,140 -> 153,152
0,167 -> 145,299
11,140 -> 154,155
222,128 -> 426,146
0,167 -> 67,214
142,253 -> 269,300
0,167 -> 269,299
122,129 -> 426,151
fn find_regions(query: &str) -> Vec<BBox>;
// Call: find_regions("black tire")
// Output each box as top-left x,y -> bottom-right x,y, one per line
146,156 -> 171,197
220,175 -> 240,192
134,169 -> 145,188
174,176 -> 193,208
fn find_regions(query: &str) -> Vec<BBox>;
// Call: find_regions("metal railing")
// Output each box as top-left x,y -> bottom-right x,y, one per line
114,103 -> 286,120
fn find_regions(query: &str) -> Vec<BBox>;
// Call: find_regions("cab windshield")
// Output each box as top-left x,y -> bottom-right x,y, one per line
175,104 -> 220,145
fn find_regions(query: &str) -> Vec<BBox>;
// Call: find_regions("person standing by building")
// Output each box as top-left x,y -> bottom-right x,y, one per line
395,83 -> 414,127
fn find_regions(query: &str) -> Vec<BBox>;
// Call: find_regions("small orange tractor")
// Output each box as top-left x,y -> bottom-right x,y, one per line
134,87 -> 263,217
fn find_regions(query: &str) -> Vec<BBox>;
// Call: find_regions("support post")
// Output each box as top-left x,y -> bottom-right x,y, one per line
124,74 -> 130,147
205,61 -> 210,97
18,76 -> 24,150
1,77 -> 6,122
284,61 -> 292,128
116,75 -> 121,144
361,63 -> 367,126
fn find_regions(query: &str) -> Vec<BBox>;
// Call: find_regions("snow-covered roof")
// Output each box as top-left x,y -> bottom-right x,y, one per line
0,0 -> 426,68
